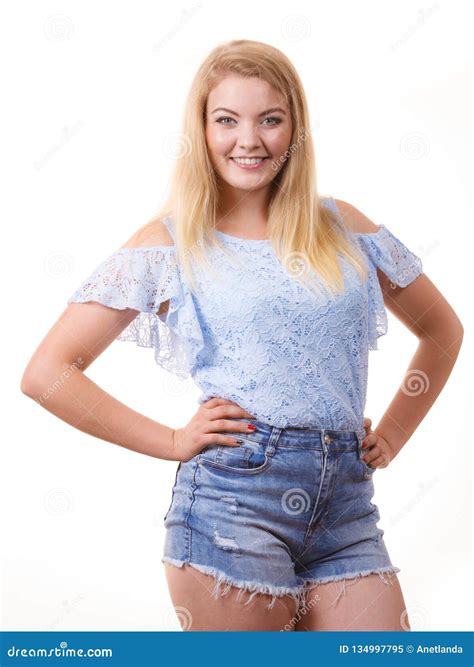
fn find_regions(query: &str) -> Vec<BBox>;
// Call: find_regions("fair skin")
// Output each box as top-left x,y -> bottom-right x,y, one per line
168,77 -> 463,629
21,73 -> 464,631
204,73 -> 293,239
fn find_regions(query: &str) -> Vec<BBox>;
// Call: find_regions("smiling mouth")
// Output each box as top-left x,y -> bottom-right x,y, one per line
229,157 -> 269,169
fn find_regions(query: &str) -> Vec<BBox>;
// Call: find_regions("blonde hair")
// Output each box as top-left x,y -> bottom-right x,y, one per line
149,39 -> 369,298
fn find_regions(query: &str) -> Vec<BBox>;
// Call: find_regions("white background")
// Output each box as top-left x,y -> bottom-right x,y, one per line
1,0 -> 471,632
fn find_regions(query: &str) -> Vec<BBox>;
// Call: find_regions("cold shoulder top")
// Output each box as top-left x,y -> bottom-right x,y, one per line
67,196 -> 424,430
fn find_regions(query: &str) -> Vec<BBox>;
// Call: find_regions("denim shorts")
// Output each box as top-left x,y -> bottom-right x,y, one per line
161,419 -> 401,611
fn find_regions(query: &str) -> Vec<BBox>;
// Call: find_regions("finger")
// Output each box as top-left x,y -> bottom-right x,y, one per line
234,403 -> 257,418
370,454 -> 388,468
209,404 -> 257,422
202,433 -> 246,447
206,417 -> 258,435
202,397 -> 236,409
361,433 -> 378,448
203,398 -> 255,418
363,443 -> 384,463
233,403 -> 258,418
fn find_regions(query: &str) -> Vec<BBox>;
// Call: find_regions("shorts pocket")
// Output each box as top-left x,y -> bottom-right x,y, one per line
198,437 -> 271,475
357,446 -> 376,480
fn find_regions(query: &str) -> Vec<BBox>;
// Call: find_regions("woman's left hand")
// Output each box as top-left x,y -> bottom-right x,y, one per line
362,417 -> 394,469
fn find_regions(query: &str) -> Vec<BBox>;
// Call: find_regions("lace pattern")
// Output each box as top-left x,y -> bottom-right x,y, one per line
67,198 -> 424,428
323,197 -> 423,350
67,243 -> 205,378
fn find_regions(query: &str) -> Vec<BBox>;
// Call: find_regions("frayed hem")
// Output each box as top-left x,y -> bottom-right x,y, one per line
298,566 -> 401,608
161,557 -> 306,612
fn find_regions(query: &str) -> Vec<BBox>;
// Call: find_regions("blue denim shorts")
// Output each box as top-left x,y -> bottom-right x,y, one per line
161,419 -> 400,611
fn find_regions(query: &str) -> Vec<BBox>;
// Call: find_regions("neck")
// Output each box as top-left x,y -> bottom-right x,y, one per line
216,184 -> 271,227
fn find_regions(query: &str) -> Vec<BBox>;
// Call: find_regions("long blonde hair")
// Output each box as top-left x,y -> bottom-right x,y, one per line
146,39 -> 369,298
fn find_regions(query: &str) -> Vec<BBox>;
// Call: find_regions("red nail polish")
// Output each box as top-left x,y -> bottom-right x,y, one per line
247,424 -> 256,431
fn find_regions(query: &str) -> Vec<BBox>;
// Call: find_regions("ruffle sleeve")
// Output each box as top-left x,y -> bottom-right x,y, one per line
67,244 -> 205,378
354,225 -> 424,350
321,195 -> 424,350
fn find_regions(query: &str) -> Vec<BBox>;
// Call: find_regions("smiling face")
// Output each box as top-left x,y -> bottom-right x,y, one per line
205,74 -> 293,196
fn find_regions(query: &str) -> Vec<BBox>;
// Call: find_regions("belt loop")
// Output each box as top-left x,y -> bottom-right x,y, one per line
266,426 -> 282,458
355,428 -> 366,451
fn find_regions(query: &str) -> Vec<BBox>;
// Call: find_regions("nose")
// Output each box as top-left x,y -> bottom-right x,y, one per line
236,121 -> 265,153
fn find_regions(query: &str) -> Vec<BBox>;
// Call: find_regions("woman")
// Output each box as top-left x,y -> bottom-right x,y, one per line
21,39 -> 464,631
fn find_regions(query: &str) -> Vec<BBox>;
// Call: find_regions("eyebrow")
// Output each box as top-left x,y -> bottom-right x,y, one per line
210,107 -> 287,117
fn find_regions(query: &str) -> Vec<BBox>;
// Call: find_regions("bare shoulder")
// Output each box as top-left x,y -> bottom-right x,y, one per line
120,217 -> 174,249
333,199 -> 381,234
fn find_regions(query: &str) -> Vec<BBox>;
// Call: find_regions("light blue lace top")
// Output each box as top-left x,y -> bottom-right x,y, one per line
67,196 -> 423,429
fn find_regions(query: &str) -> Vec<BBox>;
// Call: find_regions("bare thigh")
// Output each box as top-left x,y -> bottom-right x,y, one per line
164,563 -> 299,631
293,573 -> 410,631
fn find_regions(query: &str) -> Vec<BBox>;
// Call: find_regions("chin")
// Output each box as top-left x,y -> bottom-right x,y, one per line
219,172 -> 270,187
225,180 -> 269,193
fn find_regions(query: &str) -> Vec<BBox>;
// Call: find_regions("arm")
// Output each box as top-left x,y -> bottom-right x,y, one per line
335,199 -> 464,455
20,221 -> 178,461
374,269 -> 463,455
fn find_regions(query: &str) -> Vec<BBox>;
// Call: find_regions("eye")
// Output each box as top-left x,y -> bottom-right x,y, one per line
215,116 -> 283,126
262,117 -> 282,126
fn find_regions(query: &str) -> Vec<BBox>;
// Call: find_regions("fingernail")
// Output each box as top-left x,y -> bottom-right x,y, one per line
247,425 -> 257,431
362,441 -> 367,448
235,439 -> 243,444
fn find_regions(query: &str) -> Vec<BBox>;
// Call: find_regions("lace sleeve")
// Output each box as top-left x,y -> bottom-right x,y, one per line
355,225 -> 423,288
67,246 -> 205,378
355,226 -> 423,350
321,195 -> 424,349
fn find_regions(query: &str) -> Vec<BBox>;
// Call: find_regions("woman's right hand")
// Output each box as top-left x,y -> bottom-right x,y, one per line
171,397 -> 257,462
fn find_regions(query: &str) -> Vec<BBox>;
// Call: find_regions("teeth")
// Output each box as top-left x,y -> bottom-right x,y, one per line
232,157 -> 265,165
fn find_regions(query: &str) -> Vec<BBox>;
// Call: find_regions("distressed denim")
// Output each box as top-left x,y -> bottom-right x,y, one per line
162,419 -> 400,611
